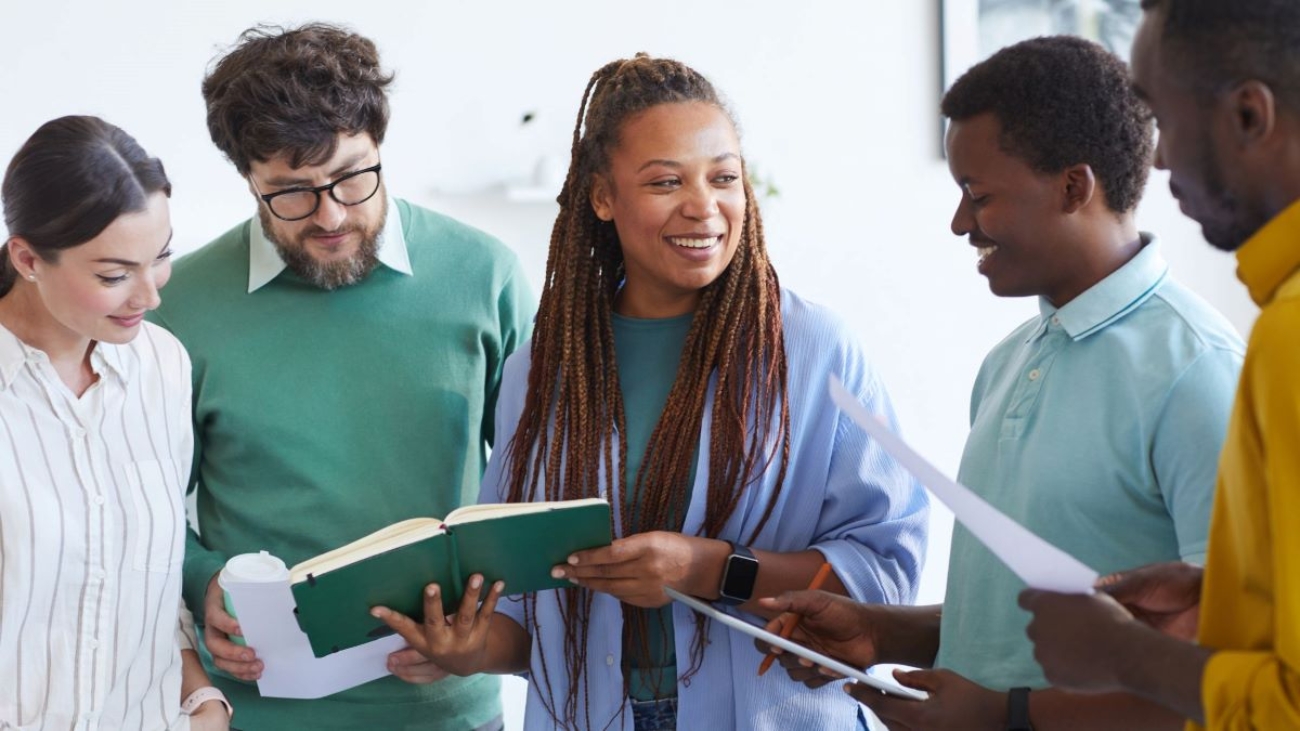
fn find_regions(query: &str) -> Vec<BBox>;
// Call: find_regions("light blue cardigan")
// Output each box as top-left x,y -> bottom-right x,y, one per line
483,288 -> 929,731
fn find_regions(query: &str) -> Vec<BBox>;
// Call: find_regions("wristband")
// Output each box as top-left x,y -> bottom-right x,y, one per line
1006,686 -> 1032,731
181,686 -> 232,719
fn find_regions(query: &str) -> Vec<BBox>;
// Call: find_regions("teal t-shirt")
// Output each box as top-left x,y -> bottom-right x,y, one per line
611,311 -> 696,701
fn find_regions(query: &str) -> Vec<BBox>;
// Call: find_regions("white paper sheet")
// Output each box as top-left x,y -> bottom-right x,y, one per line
223,572 -> 405,699
829,375 -> 1097,594
663,587 -> 928,700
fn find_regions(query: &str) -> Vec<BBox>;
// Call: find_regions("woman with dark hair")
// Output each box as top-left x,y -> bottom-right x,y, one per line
375,55 -> 928,731
0,116 -> 230,730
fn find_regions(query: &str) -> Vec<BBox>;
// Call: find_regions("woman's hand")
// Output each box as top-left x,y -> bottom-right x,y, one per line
553,531 -> 715,608
371,574 -> 504,677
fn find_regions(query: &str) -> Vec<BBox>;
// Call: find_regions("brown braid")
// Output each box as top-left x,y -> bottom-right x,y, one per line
501,54 -> 790,729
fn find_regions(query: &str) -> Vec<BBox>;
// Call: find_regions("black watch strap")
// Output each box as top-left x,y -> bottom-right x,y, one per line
1006,687 -> 1033,731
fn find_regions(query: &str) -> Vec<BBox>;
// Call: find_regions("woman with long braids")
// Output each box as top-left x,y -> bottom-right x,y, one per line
376,55 -> 928,730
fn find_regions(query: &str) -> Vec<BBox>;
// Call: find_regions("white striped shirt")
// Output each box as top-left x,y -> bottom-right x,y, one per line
0,322 -> 197,731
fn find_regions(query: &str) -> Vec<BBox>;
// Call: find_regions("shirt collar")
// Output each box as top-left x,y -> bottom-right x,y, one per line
246,195 -> 412,293
91,340 -> 131,384
0,323 -> 128,390
1032,233 -> 1169,342
1235,198 -> 1300,307
0,324 -> 24,390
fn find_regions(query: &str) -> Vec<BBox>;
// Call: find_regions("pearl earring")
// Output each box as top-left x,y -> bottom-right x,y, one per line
27,274 -> 36,281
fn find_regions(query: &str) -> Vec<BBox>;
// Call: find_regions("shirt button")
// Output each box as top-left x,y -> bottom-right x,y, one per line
92,494 -> 106,506
1028,369 -> 1041,381
1051,316 -> 1060,326
606,654 -> 615,667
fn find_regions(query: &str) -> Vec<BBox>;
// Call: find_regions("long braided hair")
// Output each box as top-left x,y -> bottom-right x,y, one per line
501,54 -> 790,728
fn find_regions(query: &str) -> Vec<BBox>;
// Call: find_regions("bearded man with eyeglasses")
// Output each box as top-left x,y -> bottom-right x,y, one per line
147,23 -> 534,731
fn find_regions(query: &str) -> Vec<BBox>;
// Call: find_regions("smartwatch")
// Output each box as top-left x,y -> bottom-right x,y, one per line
1006,686 -> 1032,731
718,542 -> 759,605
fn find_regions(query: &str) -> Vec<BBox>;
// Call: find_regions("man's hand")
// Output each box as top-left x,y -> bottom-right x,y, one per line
203,573 -> 263,681
754,590 -> 883,687
1019,589 -> 1139,693
372,574 -> 503,677
1099,562 -> 1202,641
850,669 -> 1003,731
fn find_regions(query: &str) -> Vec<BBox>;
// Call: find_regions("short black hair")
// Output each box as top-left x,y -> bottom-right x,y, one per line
1140,0 -> 1300,112
942,35 -> 1153,213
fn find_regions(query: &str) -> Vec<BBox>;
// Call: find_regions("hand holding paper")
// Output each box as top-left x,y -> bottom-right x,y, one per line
829,376 -> 1097,594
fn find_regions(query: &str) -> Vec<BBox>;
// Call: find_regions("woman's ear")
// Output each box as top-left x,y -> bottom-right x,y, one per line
6,237 -> 41,280
590,174 -> 615,222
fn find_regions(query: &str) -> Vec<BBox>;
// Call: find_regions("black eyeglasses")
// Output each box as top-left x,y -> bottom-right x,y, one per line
252,163 -> 383,221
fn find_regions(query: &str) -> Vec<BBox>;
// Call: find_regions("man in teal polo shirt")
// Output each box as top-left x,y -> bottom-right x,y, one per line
149,23 -> 533,731
760,36 -> 1242,730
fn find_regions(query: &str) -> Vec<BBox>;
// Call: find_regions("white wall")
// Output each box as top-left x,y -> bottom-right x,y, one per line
1,0 -> 1257,725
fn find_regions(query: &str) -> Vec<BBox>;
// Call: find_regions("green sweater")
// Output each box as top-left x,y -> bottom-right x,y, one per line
151,199 -> 534,730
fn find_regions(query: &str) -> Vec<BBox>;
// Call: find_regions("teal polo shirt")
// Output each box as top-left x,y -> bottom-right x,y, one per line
936,238 -> 1244,689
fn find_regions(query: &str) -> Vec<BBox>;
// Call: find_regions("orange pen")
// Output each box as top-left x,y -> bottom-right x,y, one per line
757,561 -> 834,676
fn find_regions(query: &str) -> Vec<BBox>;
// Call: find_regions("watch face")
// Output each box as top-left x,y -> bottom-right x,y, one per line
722,551 -> 760,601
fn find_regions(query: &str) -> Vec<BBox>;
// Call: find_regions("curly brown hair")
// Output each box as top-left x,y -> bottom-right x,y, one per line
502,54 -> 790,729
202,23 -> 394,175
942,35 -> 1153,213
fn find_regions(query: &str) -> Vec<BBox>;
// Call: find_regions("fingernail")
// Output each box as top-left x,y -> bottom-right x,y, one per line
567,555 -> 579,565
370,608 -> 383,618
551,567 -> 565,579
470,575 -> 483,589
494,581 -> 505,593
427,585 -> 437,598
568,578 -> 579,585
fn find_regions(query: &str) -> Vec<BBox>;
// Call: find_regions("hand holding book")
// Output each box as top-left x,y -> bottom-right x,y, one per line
290,498 -> 611,657
371,574 -> 506,678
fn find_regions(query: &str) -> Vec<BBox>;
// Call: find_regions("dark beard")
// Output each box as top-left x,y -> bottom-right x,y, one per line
259,204 -> 384,290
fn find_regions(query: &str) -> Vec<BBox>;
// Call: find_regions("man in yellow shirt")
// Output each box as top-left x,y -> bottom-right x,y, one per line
1019,1 -> 1300,728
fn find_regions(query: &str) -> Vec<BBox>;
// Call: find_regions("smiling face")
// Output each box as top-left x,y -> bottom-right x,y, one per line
590,101 -> 746,318
17,191 -> 173,345
946,113 -> 1092,304
247,132 -> 386,289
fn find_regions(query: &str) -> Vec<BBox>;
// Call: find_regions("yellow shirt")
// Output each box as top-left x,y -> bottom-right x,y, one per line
1196,199 -> 1300,729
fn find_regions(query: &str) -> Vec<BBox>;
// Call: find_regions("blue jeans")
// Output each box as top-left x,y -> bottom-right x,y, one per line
630,697 -> 678,731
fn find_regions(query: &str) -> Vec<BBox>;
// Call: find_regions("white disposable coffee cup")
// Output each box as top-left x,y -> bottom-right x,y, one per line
218,551 -> 289,646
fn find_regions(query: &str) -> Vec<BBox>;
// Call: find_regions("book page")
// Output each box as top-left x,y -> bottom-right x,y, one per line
444,497 -> 609,525
289,517 -> 445,583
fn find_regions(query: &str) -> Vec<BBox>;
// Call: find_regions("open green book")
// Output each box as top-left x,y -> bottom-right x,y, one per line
290,498 -> 612,657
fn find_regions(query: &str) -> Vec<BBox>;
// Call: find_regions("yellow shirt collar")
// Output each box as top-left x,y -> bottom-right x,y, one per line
1236,198 -> 1300,306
